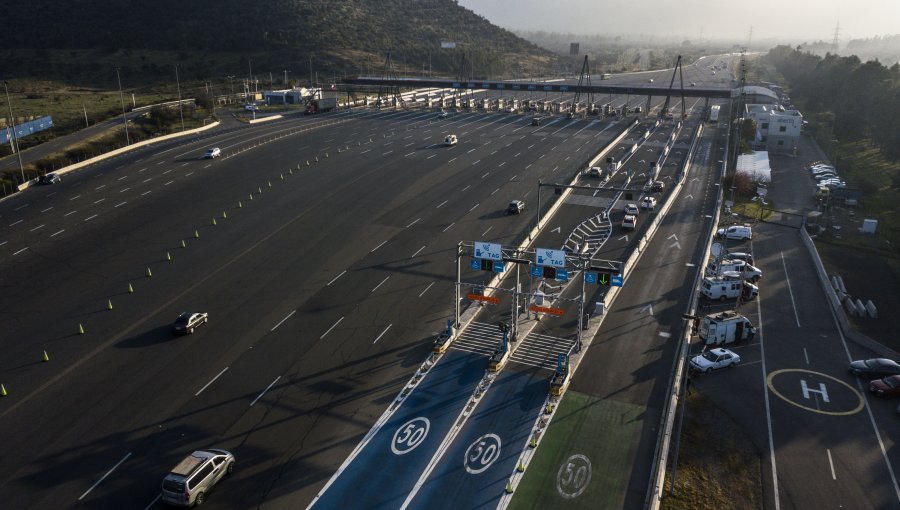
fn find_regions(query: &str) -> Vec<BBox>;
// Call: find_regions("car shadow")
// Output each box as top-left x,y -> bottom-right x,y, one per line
115,325 -> 182,348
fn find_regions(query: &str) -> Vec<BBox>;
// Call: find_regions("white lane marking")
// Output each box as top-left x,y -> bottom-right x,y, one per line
481,226 -> 493,237
461,185 -> 471,192
372,276 -> 390,293
374,324 -> 393,344
418,282 -> 435,298
64,210 -> 77,217
361,149 -> 371,154
142,178 -> 152,183
525,163 -> 532,169
491,150 -> 497,155
436,200 -> 448,208
69,194 -> 81,201
117,176 -> 127,181
467,148 -> 476,154
143,494 -> 161,510
490,188 -> 499,196
164,180 -> 174,186
195,367 -> 229,396
13,247 -> 28,255
271,310 -> 297,331
469,203 -> 479,212
371,240 -> 388,252
78,452 -> 132,501
685,263 -> 695,267
780,252 -> 801,328
427,154 -> 436,159
442,222 -> 454,233
180,163 -> 189,167
30,224 -> 44,232
406,218 -> 421,228
320,317 -> 344,339
138,167 -> 148,172
93,198 -> 106,204
497,162 -> 506,168
8,219 -> 23,226
514,152 -> 520,157
156,160 -> 165,165
50,229 -> 65,237
448,157 -> 457,163
95,184 -> 106,190
185,172 -> 193,177
327,270 -> 347,286
405,152 -> 416,157
250,376 -> 281,406
404,142 -> 415,147
481,172 -> 490,179
119,187 -> 130,193
41,206 -> 54,212
803,347 -> 810,364
472,159 -> 480,165
753,275 -> 781,510
383,150 -> 393,156
826,449 -> 836,480
141,190 -> 152,196
411,245 -> 425,258
85,214 -> 98,221
203,164 -> 211,169
0,241 -> 6,247
14,203 -> 29,210
114,201 -> 127,208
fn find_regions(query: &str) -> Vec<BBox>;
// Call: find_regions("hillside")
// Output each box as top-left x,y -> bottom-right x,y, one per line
2,0 -> 553,85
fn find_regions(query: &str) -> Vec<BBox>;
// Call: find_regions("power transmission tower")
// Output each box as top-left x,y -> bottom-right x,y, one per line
831,22 -> 841,54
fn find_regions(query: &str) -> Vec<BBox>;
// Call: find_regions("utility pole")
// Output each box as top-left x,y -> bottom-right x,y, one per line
283,69 -> 290,87
3,81 -> 25,182
115,67 -> 130,145
175,65 -> 185,132
309,55 -> 314,88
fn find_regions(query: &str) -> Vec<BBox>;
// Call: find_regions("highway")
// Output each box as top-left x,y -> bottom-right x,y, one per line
0,54 -> 773,509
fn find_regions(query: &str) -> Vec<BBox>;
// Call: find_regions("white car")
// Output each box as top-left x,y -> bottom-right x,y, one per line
690,347 -> 741,372
204,147 -> 221,159
716,225 -> 752,241
443,134 -> 458,146
622,214 -> 637,230
244,104 -> 258,111
437,111 -> 449,119
625,203 -> 640,215
641,197 -> 657,210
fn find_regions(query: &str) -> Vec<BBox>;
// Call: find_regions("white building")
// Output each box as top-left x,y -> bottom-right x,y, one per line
744,104 -> 803,155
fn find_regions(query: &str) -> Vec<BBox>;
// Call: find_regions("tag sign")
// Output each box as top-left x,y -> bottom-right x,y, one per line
474,241 -> 502,261
536,248 -> 565,268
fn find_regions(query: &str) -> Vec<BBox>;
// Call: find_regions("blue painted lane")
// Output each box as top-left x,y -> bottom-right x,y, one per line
310,349 -> 486,510
408,366 -> 548,510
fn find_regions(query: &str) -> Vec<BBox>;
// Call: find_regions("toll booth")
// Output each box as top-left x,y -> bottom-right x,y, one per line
549,354 -> 570,396
488,328 -> 511,372
432,320 -> 455,354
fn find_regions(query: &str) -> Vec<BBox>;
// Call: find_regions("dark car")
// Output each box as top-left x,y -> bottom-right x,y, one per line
869,375 -> 900,398
173,312 -> 209,335
507,200 -> 525,215
849,358 -> 900,379
39,173 -> 61,185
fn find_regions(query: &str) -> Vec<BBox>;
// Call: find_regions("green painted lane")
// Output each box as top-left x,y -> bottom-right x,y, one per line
509,390 -> 645,509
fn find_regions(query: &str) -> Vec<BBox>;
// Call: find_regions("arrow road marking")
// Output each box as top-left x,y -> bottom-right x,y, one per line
640,303 -> 654,316
618,234 -> 629,241
551,226 -> 561,233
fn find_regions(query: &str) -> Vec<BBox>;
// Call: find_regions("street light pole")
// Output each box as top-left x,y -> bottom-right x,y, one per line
115,67 -> 130,145
3,81 -> 25,182
175,65 -> 185,132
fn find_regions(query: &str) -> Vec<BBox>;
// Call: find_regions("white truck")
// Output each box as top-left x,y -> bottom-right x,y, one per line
699,311 -> 757,345
706,258 -> 762,282
701,271 -> 758,301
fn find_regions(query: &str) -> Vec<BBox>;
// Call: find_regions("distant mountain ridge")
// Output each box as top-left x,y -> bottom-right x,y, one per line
5,0 -> 553,82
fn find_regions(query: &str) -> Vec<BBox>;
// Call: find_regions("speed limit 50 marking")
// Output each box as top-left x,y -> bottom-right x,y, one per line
556,454 -> 592,499
391,417 -> 430,455
464,433 -> 502,474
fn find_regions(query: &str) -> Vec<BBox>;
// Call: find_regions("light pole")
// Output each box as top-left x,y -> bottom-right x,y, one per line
115,67 -> 130,145
3,81 -> 25,182
175,65 -> 185,132
283,69 -> 290,87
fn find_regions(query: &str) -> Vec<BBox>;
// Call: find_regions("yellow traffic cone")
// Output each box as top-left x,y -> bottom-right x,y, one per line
517,462 -> 525,473
194,230 -> 200,238
78,323 -> 85,335
212,218 -> 217,226
181,239 -> 186,248
107,299 -> 113,310
222,211 -> 227,219
280,173 -> 284,180
306,160 -> 310,166
147,267 -> 153,277
529,438 -> 537,448
42,350 -> 49,362
128,283 -> 134,293
1,384 -> 7,396
505,482 -> 513,494
267,181 -> 272,188
258,187 -> 262,194
238,201 -> 243,208
166,252 -> 172,261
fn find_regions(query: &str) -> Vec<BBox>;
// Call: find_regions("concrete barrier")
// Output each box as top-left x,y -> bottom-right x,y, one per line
248,115 -> 283,124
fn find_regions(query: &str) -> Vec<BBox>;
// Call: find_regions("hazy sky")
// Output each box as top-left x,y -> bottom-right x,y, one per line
457,0 -> 900,43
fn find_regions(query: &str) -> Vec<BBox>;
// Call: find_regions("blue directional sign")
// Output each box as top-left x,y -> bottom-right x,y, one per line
493,261 -> 505,273
585,272 -> 597,284
531,265 -> 542,278
474,241 -> 502,261
612,275 -> 624,287
536,248 -> 566,268
555,269 -> 568,282
470,258 -> 481,271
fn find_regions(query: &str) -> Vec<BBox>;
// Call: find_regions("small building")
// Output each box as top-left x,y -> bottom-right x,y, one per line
736,151 -> 771,183
744,104 -> 802,155
262,89 -> 303,105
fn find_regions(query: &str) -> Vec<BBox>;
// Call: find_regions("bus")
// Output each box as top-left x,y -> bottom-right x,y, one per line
709,105 -> 720,123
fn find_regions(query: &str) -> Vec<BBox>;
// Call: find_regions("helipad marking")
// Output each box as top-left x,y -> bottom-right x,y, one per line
766,369 -> 864,416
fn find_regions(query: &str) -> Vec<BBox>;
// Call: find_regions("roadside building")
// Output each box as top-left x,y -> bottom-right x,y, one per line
744,103 -> 802,155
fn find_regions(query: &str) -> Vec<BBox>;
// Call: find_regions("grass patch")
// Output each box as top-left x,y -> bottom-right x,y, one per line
661,393 -> 762,510
732,199 -> 773,221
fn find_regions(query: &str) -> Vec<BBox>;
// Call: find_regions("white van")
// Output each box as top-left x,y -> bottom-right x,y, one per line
699,311 -> 757,345
701,272 -> 759,301
443,134 -> 458,146
706,259 -> 762,282
716,225 -> 752,241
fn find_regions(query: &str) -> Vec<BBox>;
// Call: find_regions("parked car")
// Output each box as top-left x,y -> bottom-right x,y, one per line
244,104 -> 258,111
173,312 -> 209,335
506,200 -> 525,215
716,225 -> 752,241
869,375 -> 900,398
725,251 -> 754,265
641,197 -> 657,210
160,449 -> 235,507
849,358 -> 900,379
690,347 -> 741,372
39,173 -> 61,185
204,147 -> 221,159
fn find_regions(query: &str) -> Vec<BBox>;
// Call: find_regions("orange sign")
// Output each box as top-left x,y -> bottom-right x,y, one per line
529,305 -> 565,316
468,294 -> 500,304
